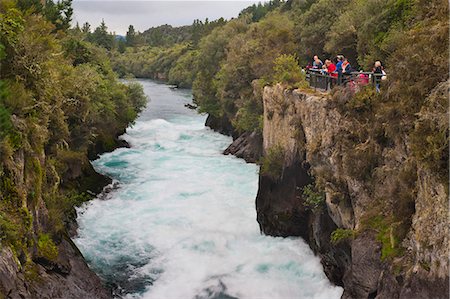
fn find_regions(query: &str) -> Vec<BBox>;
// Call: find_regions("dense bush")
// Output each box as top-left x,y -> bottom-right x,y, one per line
272,54 -> 307,89
0,1 -> 146,262
37,233 -> 58,261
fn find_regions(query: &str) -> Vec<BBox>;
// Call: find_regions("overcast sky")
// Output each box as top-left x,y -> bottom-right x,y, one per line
72,1 -> 261,35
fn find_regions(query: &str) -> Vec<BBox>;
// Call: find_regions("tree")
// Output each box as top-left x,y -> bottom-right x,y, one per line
90,19 -> 114,50
117,38 -> 126,53
294,0 -> 351,64
43,0 -> 73,31
126,24 -> 136,46
81,22 -> 90,34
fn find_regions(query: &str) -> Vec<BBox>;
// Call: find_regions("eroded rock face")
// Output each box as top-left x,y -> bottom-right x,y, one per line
0,239 -> 110,299
256,160 -> 312,238
0,139 -> 117,298
223,131 -> 263,163
257,84 -> 449,298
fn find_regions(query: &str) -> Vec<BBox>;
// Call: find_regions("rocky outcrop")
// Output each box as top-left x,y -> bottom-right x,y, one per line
256,84 -> 449,298
0,128 -> 132,298
0,238 -> 109,299
223,131 -> 263,163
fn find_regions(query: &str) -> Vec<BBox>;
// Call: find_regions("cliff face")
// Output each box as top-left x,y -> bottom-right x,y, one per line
0,144 -> 111,298
206,114 -> 263,163
256,84 -> 448,298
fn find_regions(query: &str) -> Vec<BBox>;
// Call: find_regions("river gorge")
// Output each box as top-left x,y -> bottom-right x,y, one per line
73,80 -> 343,299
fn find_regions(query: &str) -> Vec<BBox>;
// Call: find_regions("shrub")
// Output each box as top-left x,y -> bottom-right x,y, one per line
37,233 -> 58,261
302,183 -> 325,211
331,228 -> 355,244
272,54 -> 307,89
410,80 -> 448,185
260,145 -> 285,179
233,98 -> 263,133
342,140 -> 380,181
366,216 -> 404,261
0,212 -> 20,246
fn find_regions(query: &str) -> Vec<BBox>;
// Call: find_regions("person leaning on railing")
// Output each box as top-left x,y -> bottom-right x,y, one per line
335,55 -> 344,84
313,55 -> 323,69
373,61 -> 385,92
324,59 -> 338,88
341,58 -> 353,85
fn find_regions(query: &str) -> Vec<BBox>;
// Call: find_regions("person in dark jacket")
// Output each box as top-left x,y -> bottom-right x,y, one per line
335,55 -> 344,84
342,58 -> 352,74
373,60 -> 383,92
341,58 -> 352,85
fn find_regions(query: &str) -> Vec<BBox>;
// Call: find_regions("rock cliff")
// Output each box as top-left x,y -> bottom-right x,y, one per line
256,84 -> 449,298
0,139 -> 124,298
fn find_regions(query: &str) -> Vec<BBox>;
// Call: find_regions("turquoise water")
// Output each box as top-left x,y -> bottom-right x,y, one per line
74,80 -> 343,299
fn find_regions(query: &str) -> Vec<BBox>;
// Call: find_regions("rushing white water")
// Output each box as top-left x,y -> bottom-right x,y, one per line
74,80 -> 343,299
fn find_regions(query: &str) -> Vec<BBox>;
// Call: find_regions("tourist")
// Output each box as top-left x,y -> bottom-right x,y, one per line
335,55 -> 344,84
325,59 -> 337,89
373,61 -> 383,92
325,60 -> 337,77
342,58 -> 352,74
313,55 -> 323,69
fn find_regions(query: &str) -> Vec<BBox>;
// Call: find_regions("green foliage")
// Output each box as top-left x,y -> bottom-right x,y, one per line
126,24 -> 136,46
45,191 -> 92,233
239,0 -> 283,22
366,216 -> 404,260
342,86 -> 381,117
302,183 -> 325,211
331,228 -> 355,244
0,204 -> 32,255
0,2 -> 146,259
410,80 -> 449,185
272,54 -> 307,88
140,24 -> 191,47
260,145 -> 285,179
42,0 -> 73,31
192,18 -> 249,117
0,211 -> 20,246
88,19 -> 114,50
168,50 -> 199,88
233,99 -> 263,133
212,13 -> 296,129
0,83 -> 12,138
37,233 -> 58,261
294,0 -> 351,63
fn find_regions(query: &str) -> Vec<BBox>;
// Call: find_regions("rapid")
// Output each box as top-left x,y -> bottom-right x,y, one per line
74,80 -> 343,299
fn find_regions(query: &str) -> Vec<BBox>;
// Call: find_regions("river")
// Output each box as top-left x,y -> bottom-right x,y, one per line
73,80 -> 343,299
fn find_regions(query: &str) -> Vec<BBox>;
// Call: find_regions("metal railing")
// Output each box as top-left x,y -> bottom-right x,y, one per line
306,69 -> 384,92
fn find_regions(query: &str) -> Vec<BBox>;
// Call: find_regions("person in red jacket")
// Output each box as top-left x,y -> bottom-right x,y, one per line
325,59 -> 338,78
324,59 -> 337,89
